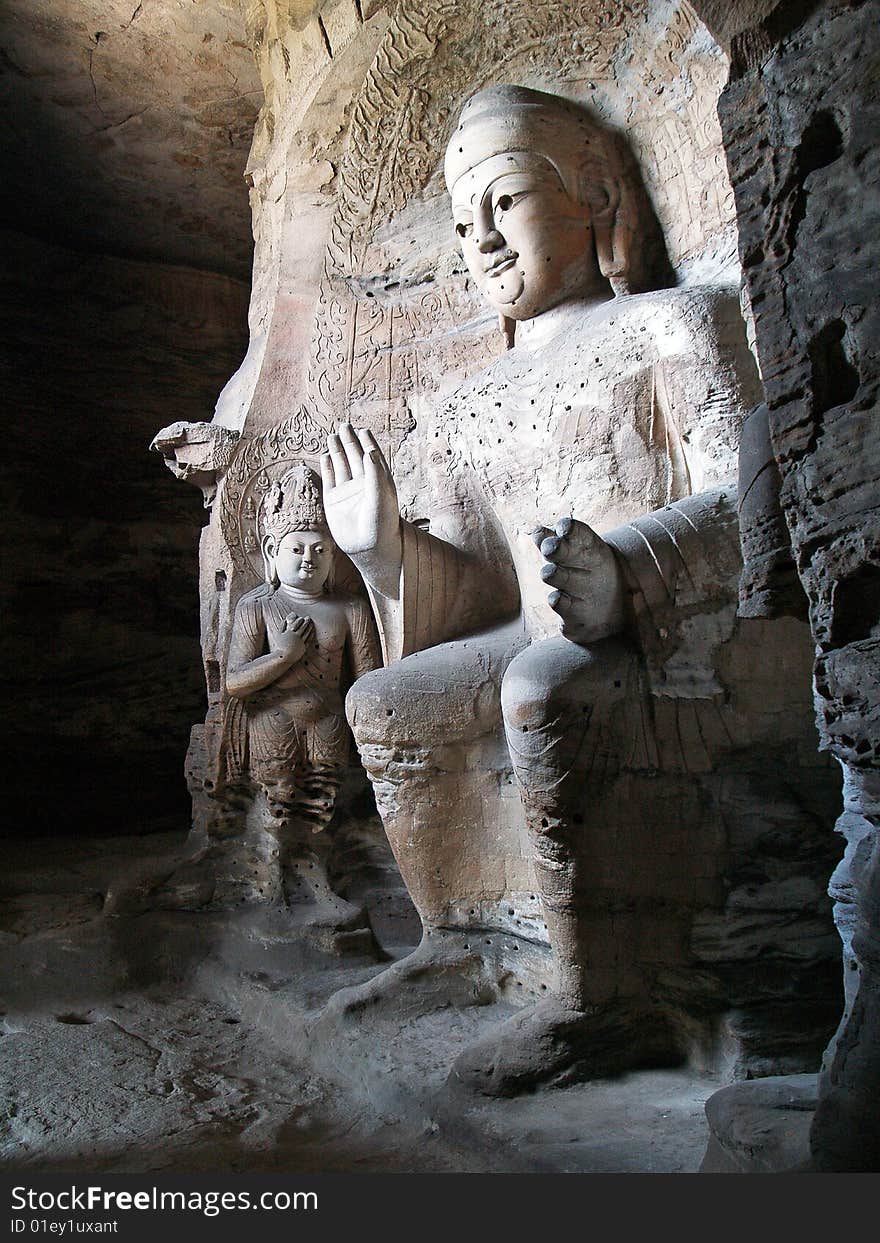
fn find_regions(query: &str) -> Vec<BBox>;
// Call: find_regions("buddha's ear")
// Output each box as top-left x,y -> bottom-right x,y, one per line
260,532 -> 278,585
590,179 -> 631,296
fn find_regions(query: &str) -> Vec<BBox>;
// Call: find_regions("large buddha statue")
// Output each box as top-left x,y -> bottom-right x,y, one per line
315,86 -> 835,1089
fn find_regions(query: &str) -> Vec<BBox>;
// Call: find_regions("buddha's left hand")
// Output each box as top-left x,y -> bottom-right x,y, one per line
533,517 -> 626,645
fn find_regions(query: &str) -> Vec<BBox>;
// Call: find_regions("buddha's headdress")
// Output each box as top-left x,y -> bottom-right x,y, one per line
444,85 -> 608,200
260,463 -> 328,540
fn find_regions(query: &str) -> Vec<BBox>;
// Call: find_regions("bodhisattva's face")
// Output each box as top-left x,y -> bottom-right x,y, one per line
270,530 -> 334,593
450,153 -> 599,321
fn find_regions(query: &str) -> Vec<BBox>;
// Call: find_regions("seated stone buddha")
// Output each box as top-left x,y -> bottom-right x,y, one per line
313,86 -> 837,1090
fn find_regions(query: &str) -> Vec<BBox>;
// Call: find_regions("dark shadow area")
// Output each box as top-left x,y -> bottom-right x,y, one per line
1,229 -> 250,836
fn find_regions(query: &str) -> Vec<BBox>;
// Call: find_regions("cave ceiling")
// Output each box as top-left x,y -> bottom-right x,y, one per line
0,0 -> 261,279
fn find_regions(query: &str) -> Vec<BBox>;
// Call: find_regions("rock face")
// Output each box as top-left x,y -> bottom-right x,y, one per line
149,0 -> 843,1094
1,229 -> 249,837
700,1074 -> 817,1173
703,0 -> 880,1171
1,1 -> 256,839
0,0 -> 260,278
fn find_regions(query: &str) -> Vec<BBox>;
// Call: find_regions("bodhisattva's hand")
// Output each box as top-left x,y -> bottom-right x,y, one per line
320,424 -> 402,598
273,614 -> 314,665
533,517 -> 626,646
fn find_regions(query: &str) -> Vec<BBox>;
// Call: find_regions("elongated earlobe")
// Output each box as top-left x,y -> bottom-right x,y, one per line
498,312 -> 516,349
590,180 -> 632,296
261,533 -> 279,586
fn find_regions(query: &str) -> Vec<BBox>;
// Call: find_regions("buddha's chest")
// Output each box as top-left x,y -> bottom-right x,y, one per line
455,347 -> 677,534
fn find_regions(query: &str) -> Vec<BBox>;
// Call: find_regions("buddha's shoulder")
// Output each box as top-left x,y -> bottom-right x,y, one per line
323,588 -> 371,618
440,285 -> 743,407
616,284 -> 743,344
234,584 -> 273,616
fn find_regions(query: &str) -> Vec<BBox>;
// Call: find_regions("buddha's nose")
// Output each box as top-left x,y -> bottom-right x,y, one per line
473,200 -> 504,253
477,227 -> 505,254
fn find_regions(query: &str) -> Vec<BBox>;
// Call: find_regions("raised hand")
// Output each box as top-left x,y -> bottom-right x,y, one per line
273,614 -> 314,665
320,424 -> 402,598
533,517 -> 625,645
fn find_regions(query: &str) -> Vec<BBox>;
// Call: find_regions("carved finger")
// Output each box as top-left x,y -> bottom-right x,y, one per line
540,535 -> 562,560
320,452 -> 336,493
557,518 -> 604,562
355,426 -> 383,461
547,588 -> 573,615
339,423 -> 365,478
532,524 -> 553,550
546,589 -> 589,640
362,445 -> 383,487
540,562 -> 594,598
328,434 -> 351,485
357,429 -> 392,483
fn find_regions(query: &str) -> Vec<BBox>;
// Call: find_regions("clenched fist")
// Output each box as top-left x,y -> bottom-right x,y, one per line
533,517 -> 625,645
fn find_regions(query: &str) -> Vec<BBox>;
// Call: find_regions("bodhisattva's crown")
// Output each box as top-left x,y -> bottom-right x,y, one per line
260,463 -> 327,538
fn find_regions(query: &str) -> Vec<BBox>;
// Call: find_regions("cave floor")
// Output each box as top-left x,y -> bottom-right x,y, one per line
0,831 -> 720,1175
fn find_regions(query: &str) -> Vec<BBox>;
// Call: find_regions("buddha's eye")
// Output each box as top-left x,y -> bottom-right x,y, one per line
455,221 -> 472,238
496,194 -> 513,212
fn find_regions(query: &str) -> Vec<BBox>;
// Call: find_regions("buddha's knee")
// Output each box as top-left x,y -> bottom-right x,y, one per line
346,640 -> 503,751
501,636 -> 632,733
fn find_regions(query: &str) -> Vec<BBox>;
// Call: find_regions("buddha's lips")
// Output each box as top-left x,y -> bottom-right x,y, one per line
486,253 -> 518,277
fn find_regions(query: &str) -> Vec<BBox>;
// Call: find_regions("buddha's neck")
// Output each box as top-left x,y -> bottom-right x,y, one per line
276,583 -> 325,603
515,291 -> 615,351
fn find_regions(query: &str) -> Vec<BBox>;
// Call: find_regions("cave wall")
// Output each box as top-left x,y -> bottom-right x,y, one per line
1,0 -> 257,837
691,0 -> 880,1169
0,0 -> 260,279
1,230 -> 249,835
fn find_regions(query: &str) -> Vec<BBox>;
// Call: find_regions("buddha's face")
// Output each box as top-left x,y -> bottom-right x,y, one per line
268,529 -> 333,592
450,152 -> 598,321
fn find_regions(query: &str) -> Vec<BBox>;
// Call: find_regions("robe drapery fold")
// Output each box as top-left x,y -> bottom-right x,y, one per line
366,520 -> 513,664
604,487 -> 742,698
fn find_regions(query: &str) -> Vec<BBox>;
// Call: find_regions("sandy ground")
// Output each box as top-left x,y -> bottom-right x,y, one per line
0,832 -> 720,1174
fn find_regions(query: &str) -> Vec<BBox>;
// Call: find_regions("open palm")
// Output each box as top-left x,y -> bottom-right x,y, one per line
321,424 -> 402,594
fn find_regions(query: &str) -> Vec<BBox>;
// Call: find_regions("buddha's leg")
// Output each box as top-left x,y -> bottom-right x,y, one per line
217,756 -> 292,905
296,712 -> 349,838
325,622 -> 533,1008
279,733 -> 361,924
345,623 -> 528,935
449,636 -> 680,1093
501,635 -> 643,1010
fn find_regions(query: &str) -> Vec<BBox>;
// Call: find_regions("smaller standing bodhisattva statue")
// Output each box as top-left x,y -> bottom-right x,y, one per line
197,463 -> 381,917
